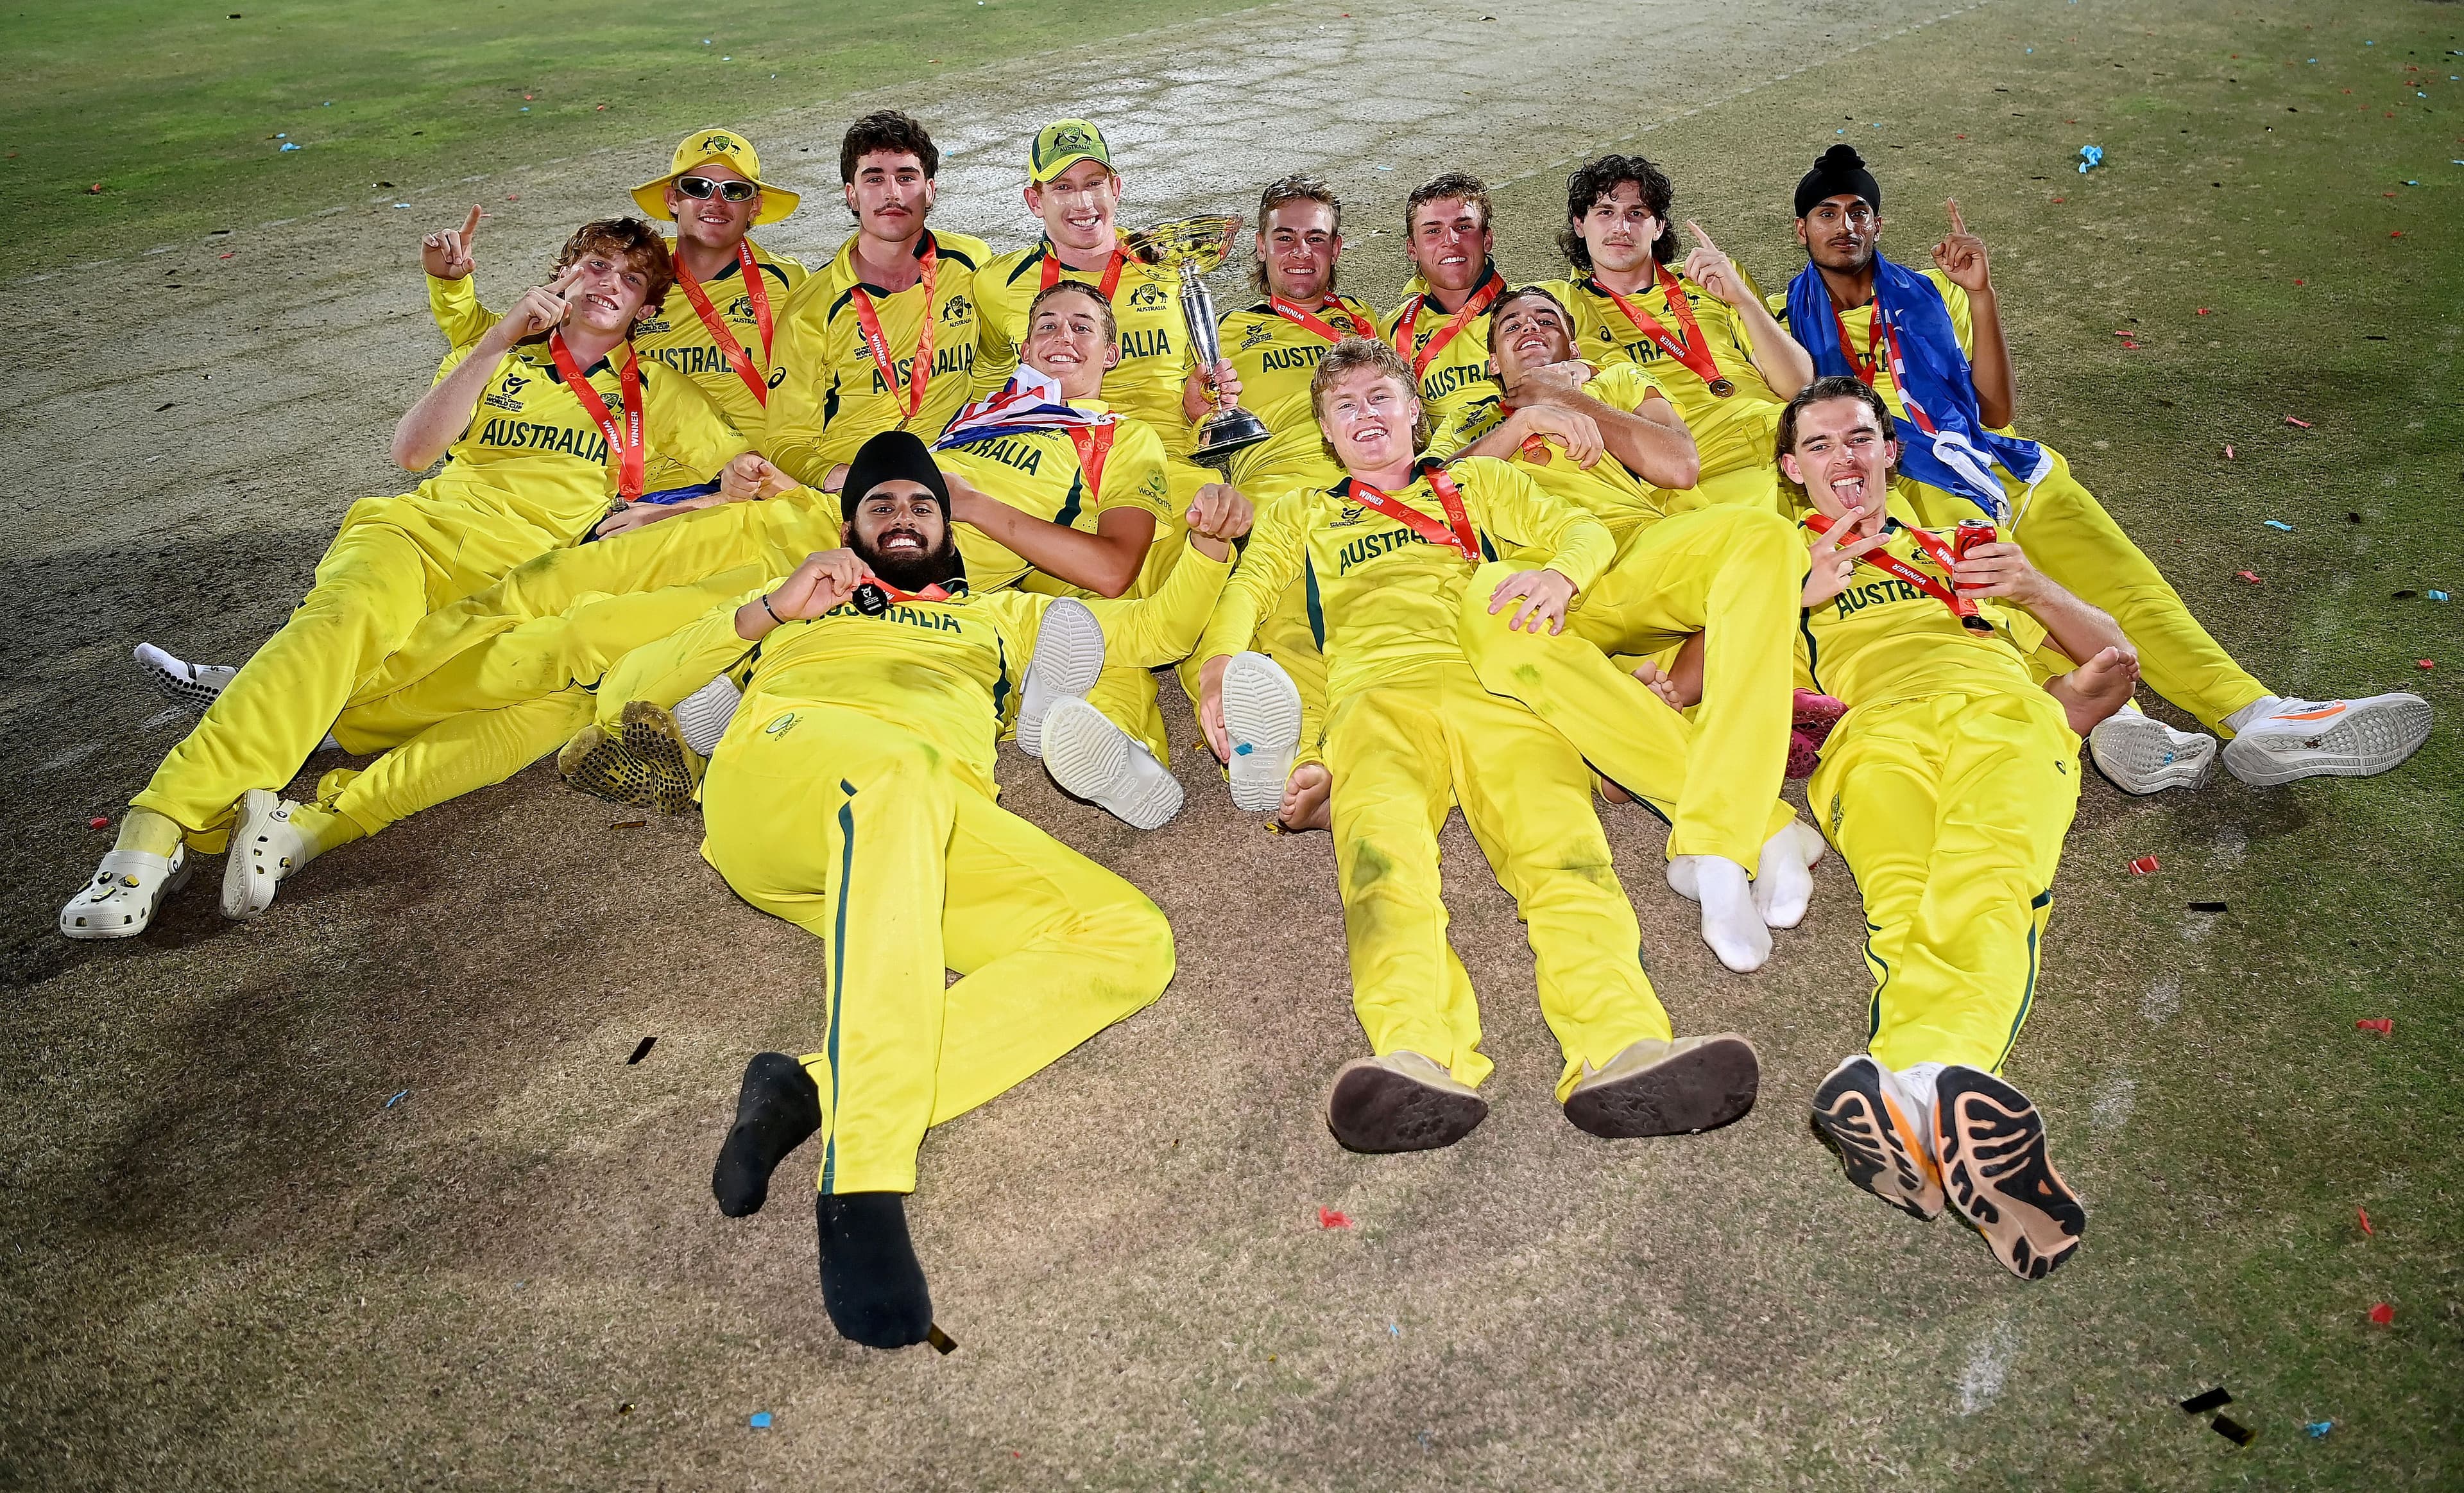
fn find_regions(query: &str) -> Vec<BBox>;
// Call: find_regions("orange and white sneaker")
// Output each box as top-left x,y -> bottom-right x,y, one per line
1809,1055 -> 1942,1220
2220,693 -> 2431,786
1933,1066 -> 2087,1281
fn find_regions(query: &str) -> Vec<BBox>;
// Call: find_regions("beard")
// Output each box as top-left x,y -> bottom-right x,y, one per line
852,523 -> 966,594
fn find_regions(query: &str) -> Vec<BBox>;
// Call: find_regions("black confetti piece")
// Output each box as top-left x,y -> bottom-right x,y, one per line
2179,1387 -> 2232,1413
927,1324 -> 959,1354
626,1037 -> 656,1065
2211,1415 -> 2257,1446
2188,901 -> 2229,913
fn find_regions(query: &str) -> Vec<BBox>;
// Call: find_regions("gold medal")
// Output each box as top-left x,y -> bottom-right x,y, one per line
1706,376 -> 1736,399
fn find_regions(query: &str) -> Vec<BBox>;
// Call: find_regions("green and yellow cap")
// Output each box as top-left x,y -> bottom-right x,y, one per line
1027,118 -> 1113,184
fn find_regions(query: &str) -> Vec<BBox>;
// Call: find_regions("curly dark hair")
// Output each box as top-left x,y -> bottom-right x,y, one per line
550,217 -> 674,316
841,110 -> 940,183
1558,154 -> 1676,272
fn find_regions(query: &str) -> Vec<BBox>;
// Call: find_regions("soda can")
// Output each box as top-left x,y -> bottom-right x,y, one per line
1953,519 -> 1998,563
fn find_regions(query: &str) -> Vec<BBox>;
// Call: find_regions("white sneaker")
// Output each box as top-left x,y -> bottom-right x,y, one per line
1668,854 -> 1771,973
2220,693 -> 2433,786
672,673 -> 742,756
60,846 -> 194,940
2089,705 -> 2217,795
222,788 -> 304,921
1752,820 -> 1827,930
1041,697 -> 1184,829
1220,652 -> 1302,813
1018,598 -> 1106,759
135,643 -> 235,715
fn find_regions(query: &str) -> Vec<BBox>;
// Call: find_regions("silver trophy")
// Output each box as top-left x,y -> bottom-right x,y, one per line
1127,215 -> 1270,470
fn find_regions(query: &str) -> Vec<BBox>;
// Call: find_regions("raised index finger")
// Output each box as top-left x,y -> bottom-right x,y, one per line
1944,198 -> 1968,237
460,204 -> 484,245
546,262 -> 586,295
1684,218 -> 1718,252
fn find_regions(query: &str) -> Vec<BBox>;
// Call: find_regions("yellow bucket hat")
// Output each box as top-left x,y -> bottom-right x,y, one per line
631,128 -> 800,226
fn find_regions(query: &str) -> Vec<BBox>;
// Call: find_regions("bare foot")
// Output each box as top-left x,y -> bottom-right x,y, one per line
1276,762 -> 1332,833
1630,631 -> 1706,711
2048,644 -> 2141,736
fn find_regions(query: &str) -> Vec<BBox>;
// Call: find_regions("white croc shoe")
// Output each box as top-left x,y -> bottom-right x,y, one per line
2089,707 -> 2217,795
222,788 -> 305,921
60,846 -> 194,940
1017,598 -> 1106,759
2221,694 -> 2433,786
1041,697 -> 1184,830
135,643 -> 236,716
1220,652 -> 1303,813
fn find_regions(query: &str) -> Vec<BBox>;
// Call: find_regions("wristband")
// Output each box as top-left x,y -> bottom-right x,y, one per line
760,593 -> 785,627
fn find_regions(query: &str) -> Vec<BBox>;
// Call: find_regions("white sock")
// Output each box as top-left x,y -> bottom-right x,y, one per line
1677,855 -> 1770,973
2223,696 -> 2284,734
1752,822 -> 1819,930
1895,1060 -> 1946,1116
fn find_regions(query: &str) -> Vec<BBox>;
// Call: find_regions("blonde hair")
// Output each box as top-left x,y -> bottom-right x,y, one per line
1308,336 -> 1432,456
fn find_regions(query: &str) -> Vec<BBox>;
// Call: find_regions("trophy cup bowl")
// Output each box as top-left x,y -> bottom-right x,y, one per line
1125,215 -> 1271,470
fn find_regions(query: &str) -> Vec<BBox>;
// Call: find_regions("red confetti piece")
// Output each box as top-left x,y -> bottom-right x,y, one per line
88,816 -> 109,830
1317,1207 -> 1353,1230
2356,1017 -> 2393,1035
1955,133 -> 1969,139
523,93 -> 533,100
2051,196 -> 2067,203
2418,659 -> 2436,671
219,251 -> 234,259
2284,416 -> 2313,428
506,193 -> 518,201
87,183 -> 103,194
2358,1207 -> 2374,1236
2196,307 -> 2211,315
2235,570 -> 2261,585
2390,230 -> 2405,238
2223,444 -> 2236,460
2368,1302 -> 2394,1326
2128,855 -> 2160,875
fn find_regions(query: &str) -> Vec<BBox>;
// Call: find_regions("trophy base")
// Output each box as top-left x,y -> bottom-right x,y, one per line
1190,407 -> 1272,471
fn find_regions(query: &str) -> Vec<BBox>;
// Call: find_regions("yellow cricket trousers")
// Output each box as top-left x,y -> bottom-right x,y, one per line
1901,445 -> 2269,733
1458,555 -> 1796,873
1254,575 -> 1330,770
341,493 -> 833,716
1808,689 -> 2080,1073
701,703 -> 1176,1195
314,691 -> 593,836
1326,664 -> 1672,1101
131,495 -> 572,842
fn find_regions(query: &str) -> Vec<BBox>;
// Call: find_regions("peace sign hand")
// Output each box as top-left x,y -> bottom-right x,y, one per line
501,263 -> 583,341
1931,198 -> 1992,293
1802,501 -> 1891,608
422,205 -> 484,280
1681,220 -> 1743,306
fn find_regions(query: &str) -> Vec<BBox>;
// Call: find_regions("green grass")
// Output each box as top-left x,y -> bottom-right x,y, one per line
0,0 -> 1249,272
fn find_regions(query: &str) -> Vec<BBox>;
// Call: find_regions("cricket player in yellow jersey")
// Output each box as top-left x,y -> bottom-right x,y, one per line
1781,377 -> 2143,1280
589,436 -> 1242,1348
1178,175 -> 1381,831
1435,286 -> 1821,973
764,112 -> 989,491
1378,173 -> 1509,436
1777,145 -> 2429,795
1194,338 -> 1763,1153
176,286 -> 1188,901
1538,154 -> 1813,509
64,220 -> 759,939
424,130 -> 808,440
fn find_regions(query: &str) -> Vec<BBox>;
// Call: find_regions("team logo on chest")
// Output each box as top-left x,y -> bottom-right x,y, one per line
483,372 -> 529,413
1129,281 -> 1169,311
940,293 -> 973,325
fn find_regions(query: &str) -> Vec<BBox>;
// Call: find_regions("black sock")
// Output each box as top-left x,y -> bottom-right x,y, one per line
814,1191 -> 932,1349
710,1053 -> 821,1218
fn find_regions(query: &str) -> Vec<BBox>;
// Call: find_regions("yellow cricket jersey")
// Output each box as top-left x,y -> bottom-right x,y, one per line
425,236 -> 807,437
1797,515 -> 2048,709
1379,264 -> 1507,435
973,239 -> 1194,453
1197,455 -> 1614,700
617,544 -> 1231,800
762,229 -> 991,488
932,408 -> 1174,592
1429,363 -> 1692,543
1767,266 -> 1972,428
423,337 -> 749,537
1544,271 -> 1783,479
1211,293 -> 1383,496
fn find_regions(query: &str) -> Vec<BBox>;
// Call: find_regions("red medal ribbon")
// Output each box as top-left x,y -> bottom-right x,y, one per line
1831,296 -> 1888,389
1805,512 -> 1987,629
1593,265 -> 1727,389
1348,463 -> 1480,562
1389,270 -> 1505,380
1269,294 -> 1374,345
864,577 -> 952,603
1040,239 -> 1128,302
548,330 -> 645,501
673,241 -> 775,408
1065,424 -> 1116,510
850,237 -> 941,427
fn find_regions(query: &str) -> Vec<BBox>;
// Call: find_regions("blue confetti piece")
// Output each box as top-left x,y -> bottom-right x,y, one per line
2078,145 -> 2105,173
2306,1420 -> 2334,1438
385,1089 -> 408,1107
2427,589 -> 2451,601
2264,520 -> 2294,532
1233,741 -> 1253,755
279,142 -> 300,151
1389,1322 -> 1401,1336
749,1411 -> 772,1429
519,107 -> 529,112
